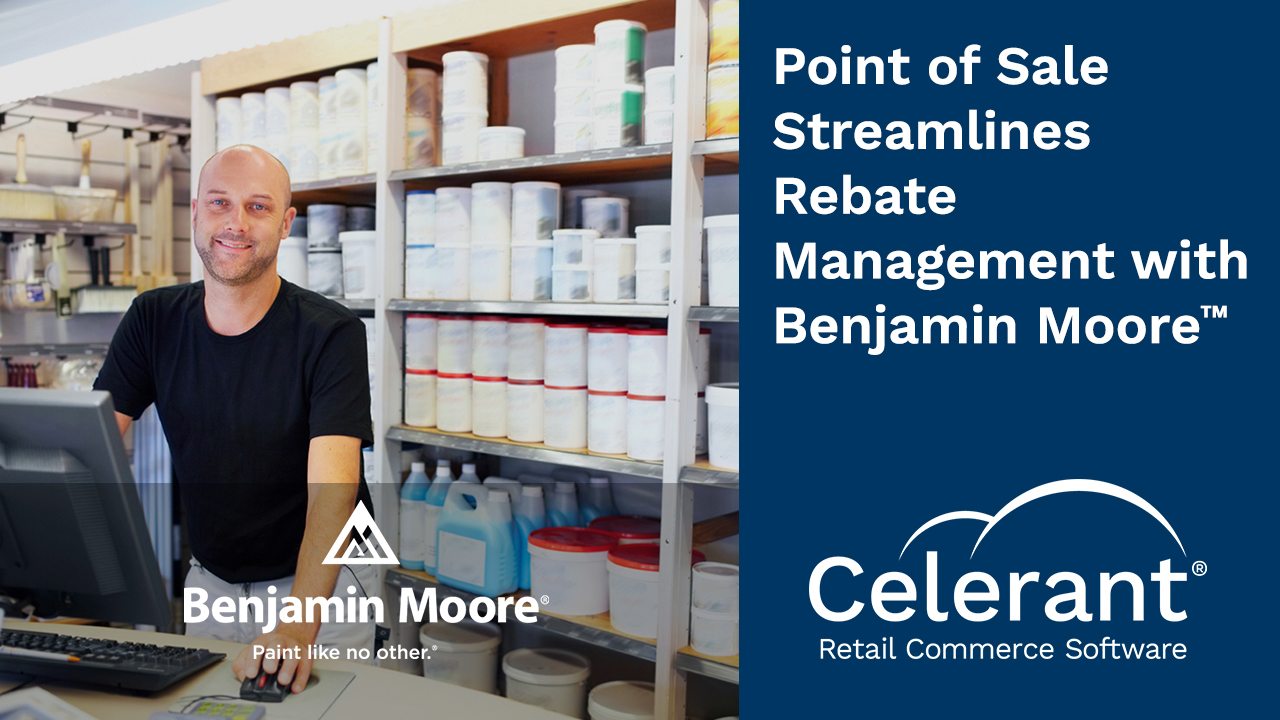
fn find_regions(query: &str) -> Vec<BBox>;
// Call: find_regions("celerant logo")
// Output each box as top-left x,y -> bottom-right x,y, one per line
323,502 -> 398,566
810,479 -> 1197,624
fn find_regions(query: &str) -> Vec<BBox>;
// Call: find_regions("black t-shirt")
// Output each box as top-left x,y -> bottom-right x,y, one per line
93,279 -> 373,583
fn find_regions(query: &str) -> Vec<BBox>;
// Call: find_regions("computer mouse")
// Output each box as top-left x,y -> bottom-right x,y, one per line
239,669 -> 291,702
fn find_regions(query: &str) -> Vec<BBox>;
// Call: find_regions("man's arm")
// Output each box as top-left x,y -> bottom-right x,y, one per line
113,411 -> 132,437
231,434 -> 361,692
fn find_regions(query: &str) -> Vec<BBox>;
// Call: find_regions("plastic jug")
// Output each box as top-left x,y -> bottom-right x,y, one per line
399,462 -> 430,570
515,485 -> 547,589
435,484 -> 518,596
458,462 -> 481,509
581,476 -> 617,524
423,465 -> 454,575
548,481 -> 581,527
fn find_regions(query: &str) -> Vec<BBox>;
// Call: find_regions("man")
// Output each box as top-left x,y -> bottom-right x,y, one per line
93,145 -> 374,695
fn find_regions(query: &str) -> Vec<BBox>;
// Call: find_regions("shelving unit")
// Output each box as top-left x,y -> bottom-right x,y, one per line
192,1 -> 738,716
0,220 -> 139,237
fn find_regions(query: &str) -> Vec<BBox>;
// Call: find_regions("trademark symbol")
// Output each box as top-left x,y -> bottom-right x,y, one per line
1191,560 -> 1208,577
540,595 -> 551,604
1200,305 -> 1227,319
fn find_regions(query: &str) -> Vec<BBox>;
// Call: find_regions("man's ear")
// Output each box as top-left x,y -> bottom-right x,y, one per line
281,206 -> 298,239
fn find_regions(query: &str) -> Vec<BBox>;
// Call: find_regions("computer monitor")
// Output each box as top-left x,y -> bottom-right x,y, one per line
0,387 -> 171,630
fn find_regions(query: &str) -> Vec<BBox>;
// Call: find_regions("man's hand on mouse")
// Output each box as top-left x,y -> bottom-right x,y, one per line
232,623 -> 315,694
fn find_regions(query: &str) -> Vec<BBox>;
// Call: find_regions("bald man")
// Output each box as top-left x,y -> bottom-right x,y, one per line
93,145 -> 375,695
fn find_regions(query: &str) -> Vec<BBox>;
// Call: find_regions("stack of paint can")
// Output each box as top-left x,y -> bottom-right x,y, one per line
592,20 -> 647,149
441,51 -> 490,165
405,68 -> 440,169
707,0 -> 740,139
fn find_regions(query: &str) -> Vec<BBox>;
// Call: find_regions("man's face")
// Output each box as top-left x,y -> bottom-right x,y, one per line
192,148 -> 294,287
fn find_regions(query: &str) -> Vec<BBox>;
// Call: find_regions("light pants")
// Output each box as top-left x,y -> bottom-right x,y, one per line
184,557 -> 377,663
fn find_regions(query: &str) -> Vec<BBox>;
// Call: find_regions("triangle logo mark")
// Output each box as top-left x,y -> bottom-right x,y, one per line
323,501 -> 399,566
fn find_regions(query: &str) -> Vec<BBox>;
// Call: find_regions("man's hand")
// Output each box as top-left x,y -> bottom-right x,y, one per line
232,624 -> 315,694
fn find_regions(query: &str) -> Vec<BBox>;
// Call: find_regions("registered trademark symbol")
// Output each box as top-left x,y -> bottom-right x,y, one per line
1191,560 -> 1208,577
431,645 -> 438,652
540,595 -> 550,604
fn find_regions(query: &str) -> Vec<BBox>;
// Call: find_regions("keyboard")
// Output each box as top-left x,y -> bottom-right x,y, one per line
0,628 -> 225,693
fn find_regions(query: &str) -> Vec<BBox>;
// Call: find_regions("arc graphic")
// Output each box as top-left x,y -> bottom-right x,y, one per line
323,501 -> 399,565
898,479 -> 1186,560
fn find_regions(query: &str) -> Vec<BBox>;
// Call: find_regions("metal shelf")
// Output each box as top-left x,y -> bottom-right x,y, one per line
291,174 -> 377,204
387,299 -> 668,319
688,306 -> 739,323
676,649 -> 739,684
291,173 -> 376,193
0,220 -> 138,236
680,462 -> 739,489
336,298 -> 376,313
390,145 -> 673,187
692,137 -> 739,174
385,568 -> 657,662
0,342 -> 110,356
388,425 -> 664,479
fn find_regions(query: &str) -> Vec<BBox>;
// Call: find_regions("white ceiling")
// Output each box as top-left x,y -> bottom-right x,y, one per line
0,0 -> 221,66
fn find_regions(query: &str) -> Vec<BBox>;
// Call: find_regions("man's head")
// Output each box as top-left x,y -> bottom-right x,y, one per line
192,145 -> 295,288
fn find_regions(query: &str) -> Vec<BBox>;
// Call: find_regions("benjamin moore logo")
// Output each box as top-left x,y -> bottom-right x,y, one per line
810,479 -> 1197,623
323,502 -> 399,565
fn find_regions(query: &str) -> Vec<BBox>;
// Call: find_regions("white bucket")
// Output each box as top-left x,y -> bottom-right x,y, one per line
690,606 -> 738,657
506,380 -> 545,442
405,313 -> 438,370
339,231 -> 376,299
587,326 -> 629,392
433,244 -> 471,300
543,386 -> 587,449
406,190 -> 436,243
434,187 -> 472,245
633,225 -> 671,267
511,182 -> 561,243
405,244 -> 435,299
419,621 -> 501,693
216,97 -> 241,150
503,648 -> 591,718
471,181 -> 513,244
511,243 -> 554,301
442,110 -> 489,165
471,316 -> 508,377
436,317 -> 473,374
705,214 -> 740,306
607,545 -> 700,639
307,204 -> 345,250
554,119 -> 593,154
441,51 -> 490,111
307,250 -> 343,297
551,228 -> 598,266
555,83 -> 594,121
544,323 -> 587,386
555,44 -> 595,86
705,382 -> 739,469
507,318 -> 546,381
587,391 -> 627,455
644,66 -> 676,109
694,327 -> 711,390
552,266 -> 592,303
278,236 -> 308,288
581,198 -> 629,238
477,126 -> 525,161
592,239 -> 637,303
593,20 -> 648,86
472,376 -> 507,438
528,528 -> 616,616
692,561 -> 739,614
588,681 -> 655,720
626,394 -> 664,461
626,329 -> 666,396
404,370 -> 437,427
696,391 -> 708,454
436,373 -> 473,432
634,266 -> 669,303
591,85 -> 644,150
643,110 -> 674,145
240,92 -> 266,146
470,244 -> 511,301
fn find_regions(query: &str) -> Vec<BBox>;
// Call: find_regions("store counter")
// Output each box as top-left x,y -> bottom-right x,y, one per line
0,619 -> 565,719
